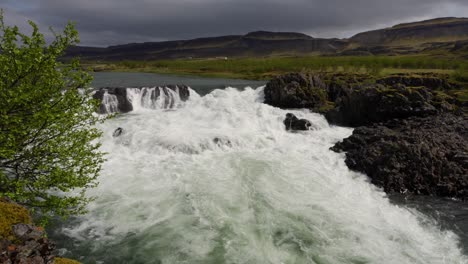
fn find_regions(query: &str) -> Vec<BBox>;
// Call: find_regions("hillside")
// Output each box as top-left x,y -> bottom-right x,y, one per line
349,17 -> 468,46
66,17 -> 468,60
66,31 -> 347,60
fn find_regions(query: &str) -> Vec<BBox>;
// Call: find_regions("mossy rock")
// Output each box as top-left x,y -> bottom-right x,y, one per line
55,257 -> 82,264
315,100 -> 336,113
0,200 -> 32,240
449,89 -> 468,103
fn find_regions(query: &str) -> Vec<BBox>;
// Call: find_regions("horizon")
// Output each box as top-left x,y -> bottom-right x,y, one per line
73,16 -> 467,48
3,0 -> 468,47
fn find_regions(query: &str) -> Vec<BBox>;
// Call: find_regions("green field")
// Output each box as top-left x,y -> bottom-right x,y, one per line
83,55 -> 468,87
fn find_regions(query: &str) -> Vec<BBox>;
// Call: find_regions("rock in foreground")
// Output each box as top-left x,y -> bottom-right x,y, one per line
264,72 -> 467,199
0,200 -> 55,264
331,114 -> 468,199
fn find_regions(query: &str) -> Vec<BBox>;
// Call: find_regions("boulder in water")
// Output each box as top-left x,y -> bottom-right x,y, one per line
113,127 -> 124,137
284,113 -> 312,131
213,137 -> 232,147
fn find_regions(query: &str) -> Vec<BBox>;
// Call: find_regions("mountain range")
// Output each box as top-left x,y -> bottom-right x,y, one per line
65,17 -> 468,60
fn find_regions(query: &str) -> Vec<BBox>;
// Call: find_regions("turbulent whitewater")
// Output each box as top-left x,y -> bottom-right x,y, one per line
58,86 -> 467,264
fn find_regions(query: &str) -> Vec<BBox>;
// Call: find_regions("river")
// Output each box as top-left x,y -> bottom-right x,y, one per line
48,72 -> 468,264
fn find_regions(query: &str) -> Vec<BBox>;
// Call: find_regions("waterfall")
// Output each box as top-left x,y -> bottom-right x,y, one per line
101,91 -> 119,114
95,85 -> 190,114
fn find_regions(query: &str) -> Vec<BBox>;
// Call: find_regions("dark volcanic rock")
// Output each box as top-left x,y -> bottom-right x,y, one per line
377,76 -> 460,90
264,73 -> 454,127
283,113 -> 312,131
264,72 -> 466,199
324,85 -> 439,127
264,73 -> 327,109
332,114 -> 468,199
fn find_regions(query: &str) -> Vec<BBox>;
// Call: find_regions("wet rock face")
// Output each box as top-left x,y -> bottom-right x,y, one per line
93,85 -> 190,114
332,114 -> 468,199
93,87 -> 133,114
167,85 -> 190,101
283,113 -> 312,131
264,73 -> 327,109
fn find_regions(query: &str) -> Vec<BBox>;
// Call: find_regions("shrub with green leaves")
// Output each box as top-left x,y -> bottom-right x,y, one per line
0,12 -> 105,218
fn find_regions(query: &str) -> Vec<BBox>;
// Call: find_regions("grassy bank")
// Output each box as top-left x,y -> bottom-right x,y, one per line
83,55 -> 468,82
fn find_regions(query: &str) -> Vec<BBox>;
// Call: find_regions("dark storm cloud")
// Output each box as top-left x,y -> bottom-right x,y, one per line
3,0 -> 468,46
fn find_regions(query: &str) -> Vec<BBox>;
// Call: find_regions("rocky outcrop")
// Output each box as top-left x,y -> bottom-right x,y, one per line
283,113 -> 312,131
331,114 -> 468,199
324,85 -> 443,127
264,72 -> 467,198
93,85 -> 190,114
264,73 -> 327,109
264,73 -> 459,127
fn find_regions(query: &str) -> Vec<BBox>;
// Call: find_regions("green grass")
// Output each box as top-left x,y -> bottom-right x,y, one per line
84,55 -> 468,81
452,68 -> 468,83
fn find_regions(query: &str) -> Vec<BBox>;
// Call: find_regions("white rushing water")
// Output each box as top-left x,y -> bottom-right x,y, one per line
101,91 -> 119,113
126,86 -> 184,111
62,87 -> 467,264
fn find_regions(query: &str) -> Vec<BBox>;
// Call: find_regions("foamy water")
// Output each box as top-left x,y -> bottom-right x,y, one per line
58,87 -> 467,264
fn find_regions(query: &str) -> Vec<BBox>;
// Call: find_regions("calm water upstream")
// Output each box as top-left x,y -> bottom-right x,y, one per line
90,72 -> 266,96
48,72 -> 468,264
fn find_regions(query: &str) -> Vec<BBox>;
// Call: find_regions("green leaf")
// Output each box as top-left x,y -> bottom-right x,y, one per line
0,9 -> 108,221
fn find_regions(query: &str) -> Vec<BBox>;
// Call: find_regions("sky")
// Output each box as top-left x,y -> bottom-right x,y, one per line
2,0 -> 468,47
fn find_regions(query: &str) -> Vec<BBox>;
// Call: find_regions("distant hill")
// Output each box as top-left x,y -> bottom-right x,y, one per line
350,17 -> 468,46
66,31 -> 348,60
66,17 -> 468,60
